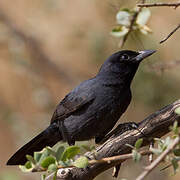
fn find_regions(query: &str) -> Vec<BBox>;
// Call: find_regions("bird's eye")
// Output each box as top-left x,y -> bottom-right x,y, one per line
121,54 -> 129,60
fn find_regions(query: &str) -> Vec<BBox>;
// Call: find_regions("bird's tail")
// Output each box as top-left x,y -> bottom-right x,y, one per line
7,123 -> 62,165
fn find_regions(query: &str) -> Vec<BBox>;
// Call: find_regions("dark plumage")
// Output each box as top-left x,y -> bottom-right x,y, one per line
7,49 -> 156,165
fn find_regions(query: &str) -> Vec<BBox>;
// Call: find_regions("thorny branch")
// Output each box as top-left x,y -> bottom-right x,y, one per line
136,136 -> 180,180
45,99 -> 180,180
160,24 -> 180,44
137,2 -> 180,8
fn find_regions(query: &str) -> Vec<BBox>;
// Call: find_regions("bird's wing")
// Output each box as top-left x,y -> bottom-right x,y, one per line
50,91 -> 95,124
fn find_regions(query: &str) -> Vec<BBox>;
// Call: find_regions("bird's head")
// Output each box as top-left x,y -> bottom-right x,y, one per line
97,49 -> 156,85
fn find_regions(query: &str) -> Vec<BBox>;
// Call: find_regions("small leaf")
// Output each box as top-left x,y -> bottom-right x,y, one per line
61,146 -> 80,161
111,26 -> 129,38
34,151 -> 43,163
172,158 -> 179,174
73,156 -> 89,168
135,138 -> 143,150
19,161 -> 33,172
26,155 -> 36,165
46,146 -> 56,157
116,10 -> 131,26
41,156 -> 56,168
55,146 -> 65,161
132,150 -> 141,162
174,149 -> 180,156
48,164 -> 58,172
39,148 -> 50,163
175,107 -> 180,115
25,161 -> 32,169
136,8 -> 151,26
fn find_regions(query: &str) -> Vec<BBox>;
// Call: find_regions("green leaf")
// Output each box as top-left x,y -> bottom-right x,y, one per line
116,10 -> 131,26
111,26 -> 129,38
132,150 -> 141,162
135,138 -> 143,150
61,146 -> 80,161
136,8 -> 151,26
39,148 -> 50,163
73,156 -> 89,168
25,161 -> 32,169
19,161 -> 33,172
174,149 -> 180,156
175,107 -> 180,115
55,146 -> 65,161
41,156 -> 56,169
46,146 -> 56,157
172,158 -> 179,174
34,151 -> 43,163
26,155 -> 36,165
48,164 -> 58,172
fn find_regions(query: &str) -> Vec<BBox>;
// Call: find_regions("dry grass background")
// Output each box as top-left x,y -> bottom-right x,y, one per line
0,0 -> 179,179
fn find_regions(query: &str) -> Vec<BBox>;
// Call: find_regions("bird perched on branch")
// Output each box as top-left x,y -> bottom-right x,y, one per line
7,49 -> 156,165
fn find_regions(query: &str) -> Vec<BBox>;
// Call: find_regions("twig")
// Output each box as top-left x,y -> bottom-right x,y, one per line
121,0 -> 145,47
135,136 -> 180,180
32,150 -> 151,173
88,150 -> 151,165
137,2 -> 180,8
160,24 -> 180,44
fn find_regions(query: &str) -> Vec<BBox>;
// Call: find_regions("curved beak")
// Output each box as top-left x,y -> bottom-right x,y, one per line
135,50 -> 156,62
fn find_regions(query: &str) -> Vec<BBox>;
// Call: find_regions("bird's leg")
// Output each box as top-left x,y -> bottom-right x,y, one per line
58,121 -> 75,146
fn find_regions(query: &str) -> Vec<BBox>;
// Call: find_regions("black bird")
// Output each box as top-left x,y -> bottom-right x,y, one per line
7,49 -> 156,165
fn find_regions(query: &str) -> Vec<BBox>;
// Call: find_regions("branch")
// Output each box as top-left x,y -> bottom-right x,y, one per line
121,0 -> 145,47
160,24 -> 180,44
136,136 -> 180,180
137,2 -> 180,8
46,99 -> 180,180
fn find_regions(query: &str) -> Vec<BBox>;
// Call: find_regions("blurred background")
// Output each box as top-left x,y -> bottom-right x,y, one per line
0,0 -> 179,179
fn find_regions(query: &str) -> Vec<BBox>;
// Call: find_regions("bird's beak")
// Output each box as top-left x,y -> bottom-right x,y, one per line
135,50 -> 156,62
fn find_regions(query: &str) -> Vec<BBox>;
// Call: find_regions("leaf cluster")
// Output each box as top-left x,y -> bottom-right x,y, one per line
19,145 -> 90,180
